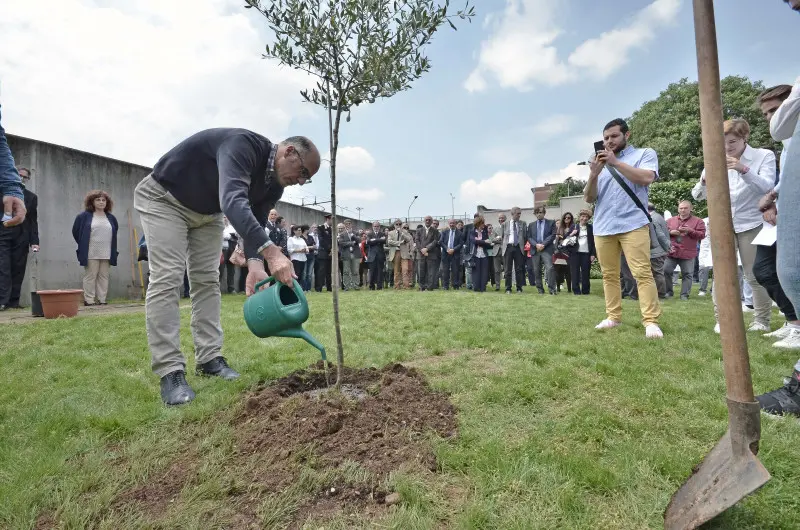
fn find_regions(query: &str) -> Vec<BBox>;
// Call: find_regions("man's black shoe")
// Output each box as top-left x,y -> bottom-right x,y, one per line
196,356 -> 240,380
160,370 -> 195,406
756,370 -> 800,416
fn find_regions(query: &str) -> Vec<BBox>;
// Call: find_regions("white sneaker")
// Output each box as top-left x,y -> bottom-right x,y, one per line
742,304 -> 754,313
595,319 -> 621,330
764,323 -> 792,339
747,321 -> 770,333
714,322 -> 720,334
698,291 -> 706,297
773,328 -> 800,349
645,324 -> 663,339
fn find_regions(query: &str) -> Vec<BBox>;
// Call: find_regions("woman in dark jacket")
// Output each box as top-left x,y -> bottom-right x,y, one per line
569,209 -> 596,295
72,190 -> 119,305
554,212 -> 576,292
469,215 -> 492,292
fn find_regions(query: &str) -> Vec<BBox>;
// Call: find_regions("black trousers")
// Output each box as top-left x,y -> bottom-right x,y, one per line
315,255 -> 332,291
472,257 -> 489,292
369,258 -> 384,289
753,243 -> 797,321
292,259 -> 306,281
570,252 -> 591,294
504,246 -> 525,291
441,253 -> 461,289
219,245 -> 235,293
0,226 -> 14,306
418,255 -> 439,290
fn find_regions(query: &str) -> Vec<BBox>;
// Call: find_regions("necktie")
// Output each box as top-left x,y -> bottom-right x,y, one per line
449,230 -> 454,249
538,220 -> 543,242
513,221 -> 517,245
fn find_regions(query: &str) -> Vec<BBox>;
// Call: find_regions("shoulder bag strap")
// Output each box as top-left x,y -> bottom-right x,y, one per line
607,166 -> 652,223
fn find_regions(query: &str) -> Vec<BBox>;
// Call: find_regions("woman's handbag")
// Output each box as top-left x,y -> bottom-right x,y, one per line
552,251 -> 569,266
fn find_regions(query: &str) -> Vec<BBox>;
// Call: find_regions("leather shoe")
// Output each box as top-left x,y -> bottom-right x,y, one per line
196,356 -> 240,380
160,370 -> 195,406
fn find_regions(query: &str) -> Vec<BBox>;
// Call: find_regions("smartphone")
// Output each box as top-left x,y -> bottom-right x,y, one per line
593,140 -> 605,154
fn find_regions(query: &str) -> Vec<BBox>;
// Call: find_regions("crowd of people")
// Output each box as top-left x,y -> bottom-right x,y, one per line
1,70 -> 799,414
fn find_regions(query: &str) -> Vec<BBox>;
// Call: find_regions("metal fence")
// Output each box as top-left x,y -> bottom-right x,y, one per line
369,213 -> 474,227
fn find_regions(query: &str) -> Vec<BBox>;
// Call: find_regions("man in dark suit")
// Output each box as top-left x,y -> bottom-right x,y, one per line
416,215 -> 440,291
439,218 -> 464,290
366,221 -> 386,290
274,216 -> 289,257
503,206 -> 527,293
316,213 -> 332,291
4,167 -> 38,309
527,205 -> 557,294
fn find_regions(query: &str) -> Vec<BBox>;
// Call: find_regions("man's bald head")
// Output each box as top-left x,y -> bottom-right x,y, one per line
275,136 -> 321,188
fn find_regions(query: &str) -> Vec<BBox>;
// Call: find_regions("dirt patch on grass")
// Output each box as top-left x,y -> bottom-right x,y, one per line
108,362 -> 457,528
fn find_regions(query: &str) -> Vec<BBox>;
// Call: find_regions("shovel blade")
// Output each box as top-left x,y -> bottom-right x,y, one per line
664,429 -> 770,530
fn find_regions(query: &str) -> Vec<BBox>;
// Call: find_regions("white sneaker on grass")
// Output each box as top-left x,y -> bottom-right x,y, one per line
698,291 -> 706,297
645,324 -> 663,339
748,322 -> 770,333
773,328 -> 800,349
714,322 -> 720,334
595,319 -> 620,330
764,323 -> 792,339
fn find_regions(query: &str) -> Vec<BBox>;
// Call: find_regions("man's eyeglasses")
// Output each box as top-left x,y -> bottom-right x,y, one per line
294,149 -> 311,183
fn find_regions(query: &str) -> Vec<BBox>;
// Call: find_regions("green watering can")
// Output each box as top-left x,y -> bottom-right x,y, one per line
243,276 -> 327,363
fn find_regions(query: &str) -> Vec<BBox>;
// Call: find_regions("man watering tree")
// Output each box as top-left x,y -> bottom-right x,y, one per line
134,128 -> 321,406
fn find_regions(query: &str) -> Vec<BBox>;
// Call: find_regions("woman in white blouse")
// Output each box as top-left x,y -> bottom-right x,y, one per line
286,225 -> 309,283
692,118 -> 776,332
71,190 -> 120,305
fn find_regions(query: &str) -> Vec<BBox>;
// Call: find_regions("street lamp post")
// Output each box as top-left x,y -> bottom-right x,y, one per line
449,193 -> 455,218
407,195 -> 418,222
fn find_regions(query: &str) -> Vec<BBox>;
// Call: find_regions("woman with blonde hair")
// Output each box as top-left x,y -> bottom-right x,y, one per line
692,117 -> 776,333
72,190 -> 119,305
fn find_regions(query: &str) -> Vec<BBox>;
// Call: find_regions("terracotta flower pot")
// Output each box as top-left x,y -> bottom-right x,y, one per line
36,289 -> 84,319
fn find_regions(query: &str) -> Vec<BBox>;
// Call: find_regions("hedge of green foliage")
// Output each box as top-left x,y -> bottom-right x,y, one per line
648,179 -> 707,218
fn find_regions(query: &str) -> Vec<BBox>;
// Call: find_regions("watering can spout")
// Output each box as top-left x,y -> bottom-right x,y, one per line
276,328 -> 327,362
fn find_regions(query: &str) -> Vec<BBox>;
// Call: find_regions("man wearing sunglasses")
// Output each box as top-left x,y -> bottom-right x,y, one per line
134,128 -> 321,406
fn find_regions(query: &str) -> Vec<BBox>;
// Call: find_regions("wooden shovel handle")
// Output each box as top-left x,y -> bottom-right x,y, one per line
693,0 -> 754,403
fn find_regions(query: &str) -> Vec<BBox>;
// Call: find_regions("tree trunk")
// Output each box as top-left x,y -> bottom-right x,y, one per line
328,88 -> 345,389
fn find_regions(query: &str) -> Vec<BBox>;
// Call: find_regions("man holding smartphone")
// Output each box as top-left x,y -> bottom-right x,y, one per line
584,118 -> 663,339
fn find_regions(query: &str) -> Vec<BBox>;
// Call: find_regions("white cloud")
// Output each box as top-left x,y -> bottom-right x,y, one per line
459,163 -> 590,208
337,188 -> 385,202
324,146 -> 376,174
0,0 -> 315,166
460,171 -> 535,207
567,0 -> 681,78
533,162 -> 590,187
465,0 -> 681,92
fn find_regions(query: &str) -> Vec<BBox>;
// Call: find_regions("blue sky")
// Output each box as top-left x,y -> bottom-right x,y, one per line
1,0 -> 797,221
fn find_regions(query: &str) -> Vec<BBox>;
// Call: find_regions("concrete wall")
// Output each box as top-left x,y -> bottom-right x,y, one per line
7,134 -> 370,303
9,135 -> 152,304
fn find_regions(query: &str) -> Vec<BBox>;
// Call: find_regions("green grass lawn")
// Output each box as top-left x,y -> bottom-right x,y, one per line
2,283 -> 799,529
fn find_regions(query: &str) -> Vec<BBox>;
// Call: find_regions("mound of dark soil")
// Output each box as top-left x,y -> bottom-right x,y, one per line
110,362 -> 457,528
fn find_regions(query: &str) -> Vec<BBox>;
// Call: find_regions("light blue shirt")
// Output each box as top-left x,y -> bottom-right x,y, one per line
593,145 -> 659,236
